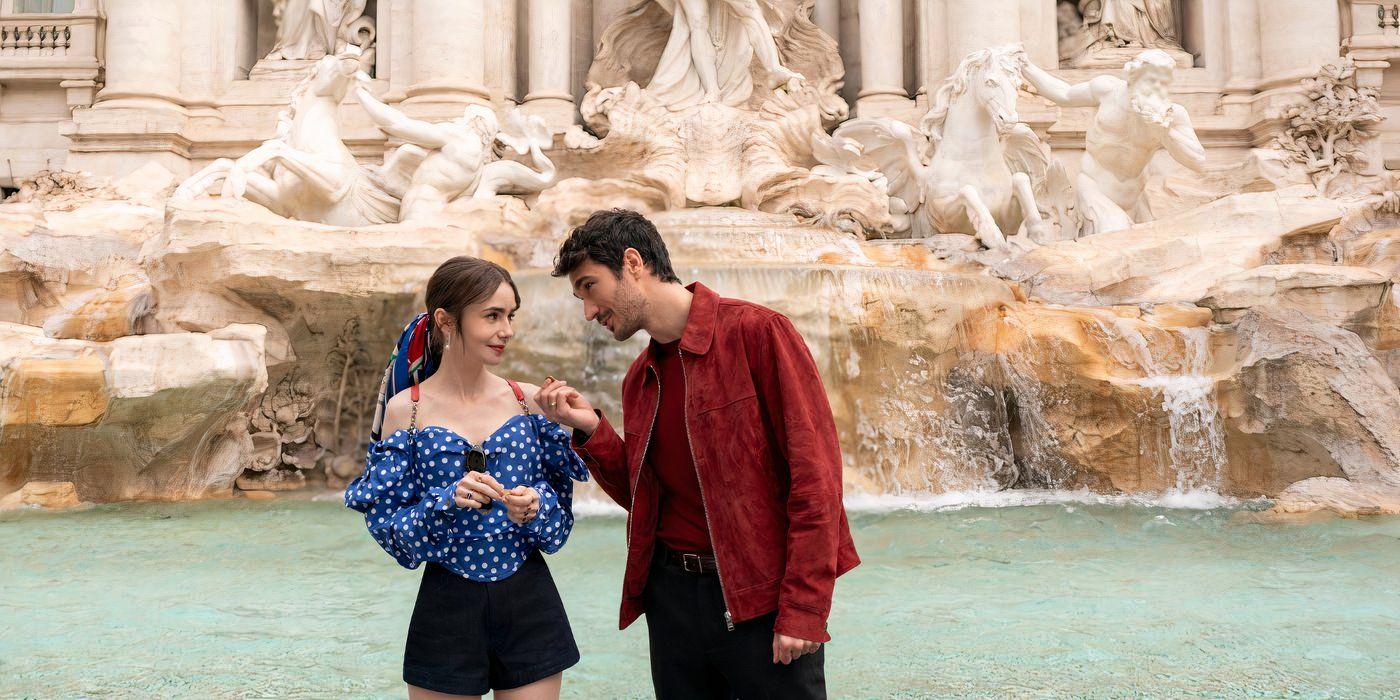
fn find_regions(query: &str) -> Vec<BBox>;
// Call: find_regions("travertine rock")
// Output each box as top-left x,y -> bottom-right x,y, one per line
1199,264 -> 1388,330
0,322 -> 268,503
997,193 -> 1347,305
1221,309 -> 1400,501
0,481 -> 83,510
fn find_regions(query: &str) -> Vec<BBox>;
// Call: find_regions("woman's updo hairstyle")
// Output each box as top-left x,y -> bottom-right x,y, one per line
424,256 -> 520,352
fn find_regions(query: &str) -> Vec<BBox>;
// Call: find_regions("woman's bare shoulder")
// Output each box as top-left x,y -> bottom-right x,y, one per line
381,389 -> 415,436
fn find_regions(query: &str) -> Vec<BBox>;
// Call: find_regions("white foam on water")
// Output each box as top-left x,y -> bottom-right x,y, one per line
572,498 -> 627,517
570,488 -> 1253,517
840,488 -> 1250,513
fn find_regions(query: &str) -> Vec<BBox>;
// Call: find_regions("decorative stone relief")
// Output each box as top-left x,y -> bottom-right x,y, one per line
242,372 -> 321,491
1275,57 -> 1385,197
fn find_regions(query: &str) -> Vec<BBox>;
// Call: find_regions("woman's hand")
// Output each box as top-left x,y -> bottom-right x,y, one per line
535,378 -> 600,435
502,486 -> 541,525
454,471 -> 505,511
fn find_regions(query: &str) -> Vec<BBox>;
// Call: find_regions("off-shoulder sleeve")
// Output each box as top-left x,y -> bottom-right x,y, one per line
344,430 -> 459,569
520,415 -> 589,553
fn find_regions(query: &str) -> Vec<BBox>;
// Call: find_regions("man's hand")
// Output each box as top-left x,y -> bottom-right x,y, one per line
772,633 -> 821,665
535,378 -> 600,435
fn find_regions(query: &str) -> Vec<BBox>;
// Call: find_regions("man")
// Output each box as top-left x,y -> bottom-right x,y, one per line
535,209 -> 859,698
1022,49 -> 1206,236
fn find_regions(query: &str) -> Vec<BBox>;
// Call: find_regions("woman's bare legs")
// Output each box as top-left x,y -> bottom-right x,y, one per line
496,673 -> 563,700
404,672 -> 562,700
407,684 -> 481,700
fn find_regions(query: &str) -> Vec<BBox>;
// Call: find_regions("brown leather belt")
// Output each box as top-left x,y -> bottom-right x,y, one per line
662,547 -> 719,575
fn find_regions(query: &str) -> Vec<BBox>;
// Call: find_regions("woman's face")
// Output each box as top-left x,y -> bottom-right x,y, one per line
438,282 -> 518,366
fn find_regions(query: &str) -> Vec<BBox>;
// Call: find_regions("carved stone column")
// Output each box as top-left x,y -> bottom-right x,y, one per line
1220,0 -> 1261,118
945,0 -> 1020,70
94,0 -> 184,111
857,0 -> 911,117
67,0 -> 189,179
485,0 -> 519,103
524,0 -> 575,130
405,0 -> 489,104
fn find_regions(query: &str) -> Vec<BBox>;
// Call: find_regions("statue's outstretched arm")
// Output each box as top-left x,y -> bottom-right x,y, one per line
1022,62 -> 1101,108
355,86 -> 449,149
1164,104 -> 1207,172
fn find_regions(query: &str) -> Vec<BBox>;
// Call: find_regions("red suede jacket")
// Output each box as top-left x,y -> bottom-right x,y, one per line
572,282 -> 860,642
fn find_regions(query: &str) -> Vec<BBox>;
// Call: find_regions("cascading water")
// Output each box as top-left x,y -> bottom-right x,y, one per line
1096,318 -> 1228,496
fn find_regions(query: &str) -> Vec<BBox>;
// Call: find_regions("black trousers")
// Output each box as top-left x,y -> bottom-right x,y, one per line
643,554 -> 826,699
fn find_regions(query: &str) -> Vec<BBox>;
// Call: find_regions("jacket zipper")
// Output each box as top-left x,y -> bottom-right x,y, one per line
627,366 -> 662,551
679,349 -> 735,632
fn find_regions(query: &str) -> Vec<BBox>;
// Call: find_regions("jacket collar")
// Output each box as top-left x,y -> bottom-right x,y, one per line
678,281 -> 717,356
640,282 -> 717,373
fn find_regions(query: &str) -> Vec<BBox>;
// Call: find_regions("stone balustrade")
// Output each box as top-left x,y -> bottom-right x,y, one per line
0,5 -> 102,108
0,22 -> 71,54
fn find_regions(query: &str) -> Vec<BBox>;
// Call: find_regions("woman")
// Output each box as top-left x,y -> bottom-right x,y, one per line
345,256 -> 588,699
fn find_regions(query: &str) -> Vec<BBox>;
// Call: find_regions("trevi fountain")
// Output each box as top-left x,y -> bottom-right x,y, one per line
2,0 -> 1399,697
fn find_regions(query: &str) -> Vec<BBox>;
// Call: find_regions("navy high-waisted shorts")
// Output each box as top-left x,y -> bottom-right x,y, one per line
402,549 -> 580,695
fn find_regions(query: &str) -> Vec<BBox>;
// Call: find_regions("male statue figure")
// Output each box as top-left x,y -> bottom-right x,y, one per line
1022,49 -> 1205,236
355,87 -> 554,222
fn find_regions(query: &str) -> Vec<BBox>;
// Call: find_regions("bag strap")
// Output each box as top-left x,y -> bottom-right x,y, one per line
409,383 -> 420,440
507,379 -> 530,415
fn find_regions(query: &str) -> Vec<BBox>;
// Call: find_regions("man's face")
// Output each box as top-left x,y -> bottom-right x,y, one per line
569,257 -> 649,342
1129,66 -> 1173,125
1133,67 -> 1171,99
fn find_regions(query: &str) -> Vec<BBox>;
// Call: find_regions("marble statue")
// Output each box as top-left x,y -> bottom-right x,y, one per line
265,0 -> 368,61
173,51 -> 398,226
585,0 -> 843,117
646,0 -> 805,109
826,46 -> 1053,248
356,88 -> 557,222
569,0 -> 847,213
1022,49 -> 1205,236
1061,0 -> 1182,56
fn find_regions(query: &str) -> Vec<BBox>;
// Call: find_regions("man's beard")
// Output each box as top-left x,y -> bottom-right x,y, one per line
609,287 -> 648,342
1130,90 -> 1172,127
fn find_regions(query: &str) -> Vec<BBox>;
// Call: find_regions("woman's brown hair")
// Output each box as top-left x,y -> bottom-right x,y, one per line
425,256 -> 520,351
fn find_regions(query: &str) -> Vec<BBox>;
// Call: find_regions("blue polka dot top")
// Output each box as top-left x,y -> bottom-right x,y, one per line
344,413 -> 589,582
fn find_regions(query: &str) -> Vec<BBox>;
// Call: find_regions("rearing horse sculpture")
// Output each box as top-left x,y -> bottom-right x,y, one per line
830,45 -> 1052,248
174,52 -> 397,226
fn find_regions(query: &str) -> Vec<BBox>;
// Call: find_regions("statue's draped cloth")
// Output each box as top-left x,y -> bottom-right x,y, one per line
587,0 -> 842,113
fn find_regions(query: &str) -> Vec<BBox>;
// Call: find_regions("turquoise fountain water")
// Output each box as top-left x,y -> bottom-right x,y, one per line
4,497 -> 1399,698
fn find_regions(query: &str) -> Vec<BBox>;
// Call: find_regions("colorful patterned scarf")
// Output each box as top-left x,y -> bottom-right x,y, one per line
369,312 -> 440,441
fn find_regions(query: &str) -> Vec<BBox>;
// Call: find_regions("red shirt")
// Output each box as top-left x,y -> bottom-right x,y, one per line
646,339 -> 712,554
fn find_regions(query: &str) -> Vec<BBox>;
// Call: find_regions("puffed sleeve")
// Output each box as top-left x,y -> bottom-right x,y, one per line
519,415 -> 590,554
344,430 -> 460,569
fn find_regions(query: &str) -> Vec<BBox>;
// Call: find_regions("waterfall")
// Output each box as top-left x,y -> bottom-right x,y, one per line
1103,319 -> 1228,495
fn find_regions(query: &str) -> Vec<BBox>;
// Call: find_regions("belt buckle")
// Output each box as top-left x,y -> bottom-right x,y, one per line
681,553 -> 703,574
